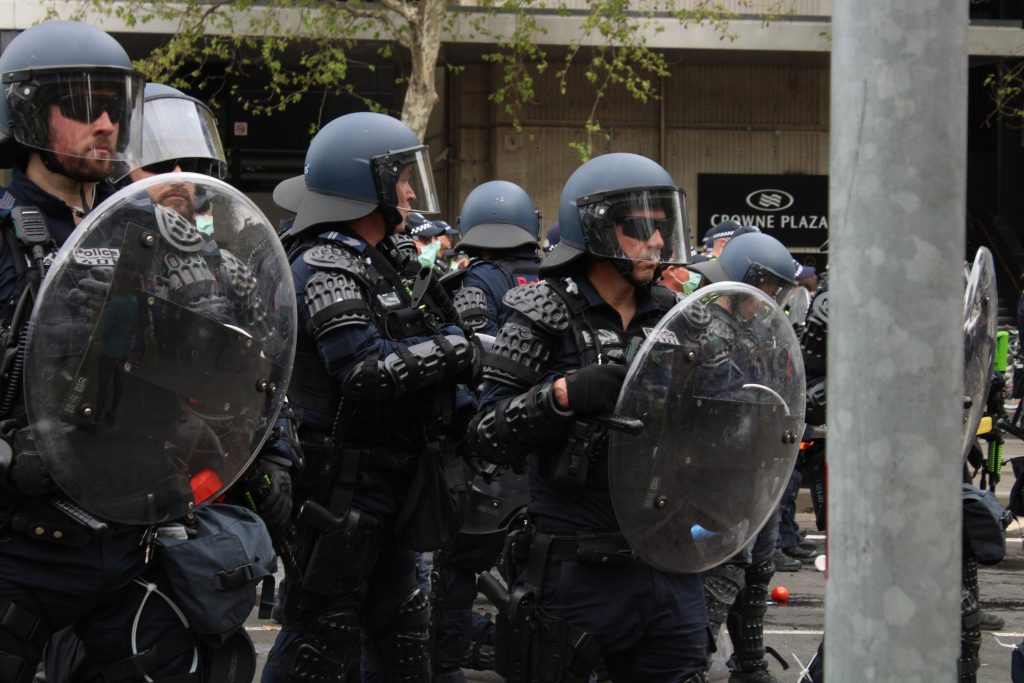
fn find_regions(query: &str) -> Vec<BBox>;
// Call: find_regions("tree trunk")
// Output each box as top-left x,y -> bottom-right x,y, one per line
400,0 -> 445,140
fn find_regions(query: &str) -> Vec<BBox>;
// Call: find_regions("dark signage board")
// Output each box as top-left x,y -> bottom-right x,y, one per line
696,174 -> 829,251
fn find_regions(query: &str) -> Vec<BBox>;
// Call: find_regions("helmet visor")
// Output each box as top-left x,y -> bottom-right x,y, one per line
3,69 -> 144,169
112,95 -> 226,181
744,263 -> 796,306
372,145 -> 440,216
577,187 -> 691,266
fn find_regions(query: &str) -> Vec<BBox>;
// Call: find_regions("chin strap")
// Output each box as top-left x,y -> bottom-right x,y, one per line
608,256 -> 653,290
379,203 -> 404,237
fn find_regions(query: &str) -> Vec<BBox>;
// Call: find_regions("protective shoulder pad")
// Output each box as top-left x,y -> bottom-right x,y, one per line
501,281 -> 570,335
303,243 -> 369,282
303,244 -> 372,338
453,286 -> 490,332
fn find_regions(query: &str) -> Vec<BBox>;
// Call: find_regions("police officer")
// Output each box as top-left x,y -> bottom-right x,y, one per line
263,111 -> 478,683
431,180 -> 543,681
123,82 -> 298,539
689,232 -> 800,683
448,179 -> 542,335
0,22 -> 283,683
467,153 -> 709,682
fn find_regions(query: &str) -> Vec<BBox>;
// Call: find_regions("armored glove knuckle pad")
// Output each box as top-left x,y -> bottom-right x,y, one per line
564,364 -> 627,415
7,427 -> 53,497
68,266 -> 114,313
245,456 -> 293,532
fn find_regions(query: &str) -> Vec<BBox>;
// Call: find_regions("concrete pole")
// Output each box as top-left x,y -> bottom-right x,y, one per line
827,3 -> 967,682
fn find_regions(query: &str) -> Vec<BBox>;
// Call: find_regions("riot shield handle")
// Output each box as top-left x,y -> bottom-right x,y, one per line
742,383 -> 792,416
593,414 -> 644,435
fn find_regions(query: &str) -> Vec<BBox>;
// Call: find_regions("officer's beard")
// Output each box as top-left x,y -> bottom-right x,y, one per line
44,149 -> 114,183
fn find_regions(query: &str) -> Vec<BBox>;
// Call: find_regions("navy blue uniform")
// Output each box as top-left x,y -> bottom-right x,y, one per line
433,250 -> 540,681
0,170 -> 199,683
265,230 -> 473,683
471,274 -> 709,682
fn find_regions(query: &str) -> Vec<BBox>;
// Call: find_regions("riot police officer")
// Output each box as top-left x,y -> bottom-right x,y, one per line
122,83 -> 299,538
690,232 -> 801,683
431,180 -> 543,681
467,153 -> 709,682
263,112 -> 478,683
0,22 -> 291,683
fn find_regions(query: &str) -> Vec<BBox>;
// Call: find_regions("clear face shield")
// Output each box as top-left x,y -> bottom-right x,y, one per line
3,69 -> 144,168
577,187 -> 691,267
372,145 -> 440,215
112,95 -> 227,181
744,263 -> 796,306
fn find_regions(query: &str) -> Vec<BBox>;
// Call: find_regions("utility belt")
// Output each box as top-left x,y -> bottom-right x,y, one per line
2,496 -> 106,547
478,518 -> 609,683
509,523 -> 636,586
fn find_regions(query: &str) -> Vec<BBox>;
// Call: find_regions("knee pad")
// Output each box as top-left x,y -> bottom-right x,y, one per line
745,559 -> 775,588
366,590 -> 431,682
268,610 -> 361,683
705,564 -> 746,627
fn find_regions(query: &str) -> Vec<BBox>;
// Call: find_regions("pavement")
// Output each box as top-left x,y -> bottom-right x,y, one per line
244,427 -> 1024,682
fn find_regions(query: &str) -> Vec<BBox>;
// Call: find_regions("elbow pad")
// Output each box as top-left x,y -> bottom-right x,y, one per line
344,334 -> 475,400
467,382 -> 572,466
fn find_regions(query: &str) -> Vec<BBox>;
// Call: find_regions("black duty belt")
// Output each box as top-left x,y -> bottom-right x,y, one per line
543,531 -> 636,565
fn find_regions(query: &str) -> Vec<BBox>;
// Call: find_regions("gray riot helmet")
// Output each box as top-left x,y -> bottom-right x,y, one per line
111,83 -> 227,181
0,21 -> 145,173
274,112 -> 439,238
456,180 -> 541,252
542,153 -> 691,281
690,232 -> 798,303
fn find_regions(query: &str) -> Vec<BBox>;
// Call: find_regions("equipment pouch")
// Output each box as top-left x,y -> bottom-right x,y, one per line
155,504 -> 277,644
298,502 -> 375,596
962,483 -> 1011,565
396,438 -> 468,552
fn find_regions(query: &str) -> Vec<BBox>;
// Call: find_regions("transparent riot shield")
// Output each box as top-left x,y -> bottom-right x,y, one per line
608,282 -> 806,574
24,173 -> 297,524
961,247 -> 997,461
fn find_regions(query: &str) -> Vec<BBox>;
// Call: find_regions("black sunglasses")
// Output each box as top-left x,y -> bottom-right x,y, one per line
617,216 -> 675,241
141,158 -> 218,175
56,93 -> 127,124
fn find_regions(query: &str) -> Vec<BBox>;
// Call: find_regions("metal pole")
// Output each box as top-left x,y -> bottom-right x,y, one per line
827,3 -> 967,682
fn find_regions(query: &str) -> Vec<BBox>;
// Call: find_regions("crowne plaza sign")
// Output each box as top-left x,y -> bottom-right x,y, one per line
697,174 -> 829,250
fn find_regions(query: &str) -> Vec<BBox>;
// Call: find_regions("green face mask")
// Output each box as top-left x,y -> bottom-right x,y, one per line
418,239 -> 441,269
682,271 -> 702,295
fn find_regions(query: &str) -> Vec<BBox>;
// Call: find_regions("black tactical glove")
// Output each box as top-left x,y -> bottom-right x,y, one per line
0,427 -> 54,497
67,266 -> 114,315
242,454 -> 293,534
563,364 -> 628,416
